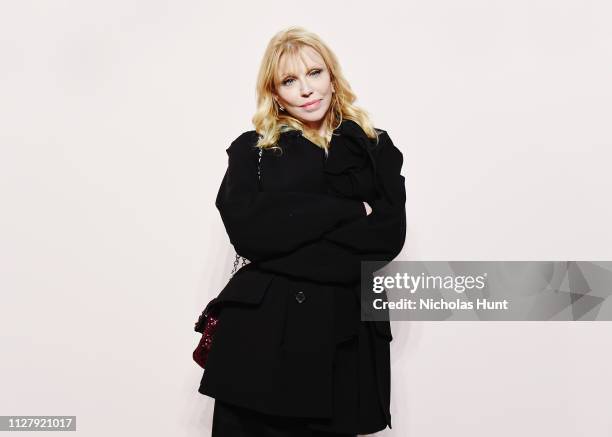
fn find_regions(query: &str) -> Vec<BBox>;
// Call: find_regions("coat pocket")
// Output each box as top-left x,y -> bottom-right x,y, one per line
215,268 -> 275,306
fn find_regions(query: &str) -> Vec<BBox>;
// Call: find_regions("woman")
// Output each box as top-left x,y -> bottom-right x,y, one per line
198,26 -> 406,436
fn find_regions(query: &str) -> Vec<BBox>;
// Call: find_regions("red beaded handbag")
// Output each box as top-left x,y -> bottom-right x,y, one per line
192,254 -> 247,368
192,302 -> 220,369
192,146 -> 262,369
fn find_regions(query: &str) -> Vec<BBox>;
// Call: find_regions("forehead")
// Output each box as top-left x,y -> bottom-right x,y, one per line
276,46 -> 325,79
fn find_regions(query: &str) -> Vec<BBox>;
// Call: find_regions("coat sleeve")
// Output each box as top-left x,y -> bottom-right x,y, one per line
216,131 -> 367,262
323,131 -> 406,256
256,131 -> 406,284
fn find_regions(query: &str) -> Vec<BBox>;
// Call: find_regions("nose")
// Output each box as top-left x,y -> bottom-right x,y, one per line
300,80 -> 313,97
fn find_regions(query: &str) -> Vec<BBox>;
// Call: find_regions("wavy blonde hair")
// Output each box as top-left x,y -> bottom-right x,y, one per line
252,26 -> 378,155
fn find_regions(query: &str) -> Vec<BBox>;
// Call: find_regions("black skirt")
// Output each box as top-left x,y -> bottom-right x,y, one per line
212,399 -> 357,437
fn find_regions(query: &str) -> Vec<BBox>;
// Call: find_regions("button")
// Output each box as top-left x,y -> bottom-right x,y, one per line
295,291 -> 306,304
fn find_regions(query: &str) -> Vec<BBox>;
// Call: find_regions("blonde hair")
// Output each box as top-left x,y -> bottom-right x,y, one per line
252,26 -> 378,155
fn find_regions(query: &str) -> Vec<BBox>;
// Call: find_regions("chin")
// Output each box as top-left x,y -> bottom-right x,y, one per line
301,113 -> 323,122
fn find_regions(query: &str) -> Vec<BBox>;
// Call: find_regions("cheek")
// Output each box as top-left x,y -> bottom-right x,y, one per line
320,73 -> 332,91
319,80 -> 333,95
278,88 -> 298,103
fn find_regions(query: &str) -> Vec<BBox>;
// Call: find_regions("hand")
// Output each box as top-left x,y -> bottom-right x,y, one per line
363,201 -> 372,216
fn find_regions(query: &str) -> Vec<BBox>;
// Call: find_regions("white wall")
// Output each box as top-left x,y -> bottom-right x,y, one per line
1,1 -> 610,436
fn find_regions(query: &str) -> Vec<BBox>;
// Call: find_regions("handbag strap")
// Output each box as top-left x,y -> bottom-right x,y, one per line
231,146 -> 263,276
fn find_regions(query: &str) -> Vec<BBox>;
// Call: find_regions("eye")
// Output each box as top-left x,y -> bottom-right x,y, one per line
281,69 -> 322,86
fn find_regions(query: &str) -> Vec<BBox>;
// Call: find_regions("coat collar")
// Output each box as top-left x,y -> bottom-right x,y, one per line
279,119 -> 385,200
329,119 -> 384,198
279,119 -> 375,144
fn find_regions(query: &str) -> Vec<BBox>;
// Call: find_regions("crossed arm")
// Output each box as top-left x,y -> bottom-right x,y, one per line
215,131 -> 367,262
216,131 -> 406,285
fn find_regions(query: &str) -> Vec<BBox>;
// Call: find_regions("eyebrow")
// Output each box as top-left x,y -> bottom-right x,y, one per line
278,65 -> 324,81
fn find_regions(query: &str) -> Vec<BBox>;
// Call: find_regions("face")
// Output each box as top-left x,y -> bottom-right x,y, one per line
273,46 -> 335,134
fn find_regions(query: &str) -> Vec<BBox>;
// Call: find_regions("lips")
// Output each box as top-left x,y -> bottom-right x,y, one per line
300,99 -> 322,109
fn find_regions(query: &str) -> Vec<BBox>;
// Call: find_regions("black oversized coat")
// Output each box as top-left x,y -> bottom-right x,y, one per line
198,119 -> 406,435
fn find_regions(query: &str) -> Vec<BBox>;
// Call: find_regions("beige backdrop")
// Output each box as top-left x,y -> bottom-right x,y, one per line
1,0 -> 611,436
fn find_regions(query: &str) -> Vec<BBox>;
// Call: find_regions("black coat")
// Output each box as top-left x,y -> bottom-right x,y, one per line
198,119 -> 406,435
